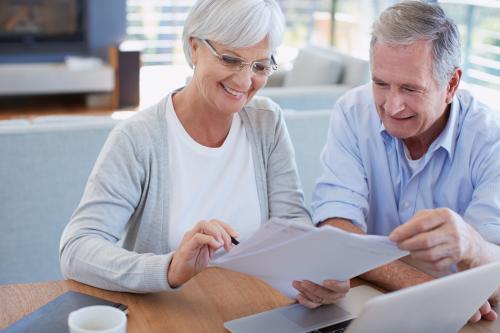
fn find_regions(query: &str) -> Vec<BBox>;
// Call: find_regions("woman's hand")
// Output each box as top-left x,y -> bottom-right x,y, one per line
292,279 -> 350,309
167,219 -> 239,288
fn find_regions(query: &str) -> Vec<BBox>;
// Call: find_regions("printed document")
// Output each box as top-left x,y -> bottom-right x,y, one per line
210,219 -> 408,298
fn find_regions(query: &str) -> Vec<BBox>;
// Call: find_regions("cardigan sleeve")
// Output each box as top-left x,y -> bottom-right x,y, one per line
59,126 -> 176,293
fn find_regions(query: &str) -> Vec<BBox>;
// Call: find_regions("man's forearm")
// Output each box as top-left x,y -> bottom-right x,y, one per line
359,258 -> 433,291
460,236 -> 500,302
319,218 -> 434,291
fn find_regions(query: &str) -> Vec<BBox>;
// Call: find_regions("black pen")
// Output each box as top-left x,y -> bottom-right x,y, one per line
230,236 -> 239,245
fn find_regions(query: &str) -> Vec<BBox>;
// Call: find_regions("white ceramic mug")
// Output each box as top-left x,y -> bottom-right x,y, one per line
68,305 -> 127,333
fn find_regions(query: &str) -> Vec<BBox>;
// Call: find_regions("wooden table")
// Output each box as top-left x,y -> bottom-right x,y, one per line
0,268 -> 498,332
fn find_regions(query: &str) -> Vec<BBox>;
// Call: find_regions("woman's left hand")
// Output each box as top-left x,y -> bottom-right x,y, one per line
292,279 -> 350,308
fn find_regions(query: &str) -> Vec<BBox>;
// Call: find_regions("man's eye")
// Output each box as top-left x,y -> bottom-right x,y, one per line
221,55 -> 242,66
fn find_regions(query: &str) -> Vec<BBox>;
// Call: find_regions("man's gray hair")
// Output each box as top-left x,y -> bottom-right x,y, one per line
182,0 -> 285,68
370,0 -> 461,87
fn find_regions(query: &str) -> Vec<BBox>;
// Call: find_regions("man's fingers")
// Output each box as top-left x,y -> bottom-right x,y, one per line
479,301 -> 492,315
297,293 -> 321,309
479,301 -> 498,321
483,309 -> 498,321
389,210 -> 446,242
293,281 -> 323,304
323,279 -> 350,294
470,302 -> 498,322
293,280 -> 347,304
300,280 -> 324,294
469,310 -> 482,323
430,256 -> 455,271
408,243 -> 455,262
397,230 -> 448,252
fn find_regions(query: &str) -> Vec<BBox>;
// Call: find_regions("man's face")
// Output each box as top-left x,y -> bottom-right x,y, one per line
371,40 -> 451,145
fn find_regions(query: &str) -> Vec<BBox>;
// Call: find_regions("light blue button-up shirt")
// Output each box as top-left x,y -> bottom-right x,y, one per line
312,84 -> 500,244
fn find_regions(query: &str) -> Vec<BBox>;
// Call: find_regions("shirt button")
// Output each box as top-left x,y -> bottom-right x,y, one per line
403,201 -> 411,209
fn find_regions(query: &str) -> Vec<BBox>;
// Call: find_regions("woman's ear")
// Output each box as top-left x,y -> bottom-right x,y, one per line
189,37 -> 199,67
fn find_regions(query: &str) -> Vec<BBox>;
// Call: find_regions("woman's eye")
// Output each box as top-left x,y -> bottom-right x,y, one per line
253,62 -> 268,72
221,55 -> 242,66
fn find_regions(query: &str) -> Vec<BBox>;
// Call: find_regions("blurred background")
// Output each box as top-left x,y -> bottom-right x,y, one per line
126,0 -> 499,109
0,0 -> 498,115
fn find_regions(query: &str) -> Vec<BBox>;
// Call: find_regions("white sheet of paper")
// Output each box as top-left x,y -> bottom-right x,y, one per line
210,219 -> 408,298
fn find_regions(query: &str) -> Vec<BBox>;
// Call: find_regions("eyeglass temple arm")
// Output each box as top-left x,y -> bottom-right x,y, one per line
271,55 -> 278,69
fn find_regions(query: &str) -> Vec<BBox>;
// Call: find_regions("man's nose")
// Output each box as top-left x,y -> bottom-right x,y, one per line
383,88 -> 405,115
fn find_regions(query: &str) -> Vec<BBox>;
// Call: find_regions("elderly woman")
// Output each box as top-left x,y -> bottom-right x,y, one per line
60,0 -> 347,309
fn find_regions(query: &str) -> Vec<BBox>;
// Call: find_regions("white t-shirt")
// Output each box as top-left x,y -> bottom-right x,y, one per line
166,95 -> 261,250
404,144 -> 424,175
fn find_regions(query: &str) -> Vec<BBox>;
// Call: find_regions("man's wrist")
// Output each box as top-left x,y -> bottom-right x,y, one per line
459,225 -> 485,270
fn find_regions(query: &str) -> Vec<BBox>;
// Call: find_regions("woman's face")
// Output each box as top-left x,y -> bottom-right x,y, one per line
190,37 -> 271,116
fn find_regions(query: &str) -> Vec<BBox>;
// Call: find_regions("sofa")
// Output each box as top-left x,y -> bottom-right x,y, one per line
0,106 -> 331,285
258,46 -> 370,111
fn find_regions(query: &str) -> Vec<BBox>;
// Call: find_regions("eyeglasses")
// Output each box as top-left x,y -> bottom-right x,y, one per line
200,39 -> 278,77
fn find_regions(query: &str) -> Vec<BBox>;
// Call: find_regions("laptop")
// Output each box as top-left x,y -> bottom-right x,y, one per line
224,261 -> 500,333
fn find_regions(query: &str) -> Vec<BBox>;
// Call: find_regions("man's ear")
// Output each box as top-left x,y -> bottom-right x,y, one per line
189,37 -> 199,67
445,68 -> 462,104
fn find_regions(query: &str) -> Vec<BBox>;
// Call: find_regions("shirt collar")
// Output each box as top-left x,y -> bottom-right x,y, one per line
379,95 -> 460,160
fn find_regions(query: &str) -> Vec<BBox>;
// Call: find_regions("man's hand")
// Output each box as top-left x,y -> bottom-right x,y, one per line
469,301 -> 497,323
292,279 -> 350,309
168,220 -> 238,288
389,208 -> 483,271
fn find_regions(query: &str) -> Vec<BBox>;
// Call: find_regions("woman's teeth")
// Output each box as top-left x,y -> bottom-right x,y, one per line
222,84 -> 243,97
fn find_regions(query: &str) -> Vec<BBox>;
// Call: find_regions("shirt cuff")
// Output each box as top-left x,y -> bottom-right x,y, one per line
475,224 -> 500,244
312,202 -> 367,232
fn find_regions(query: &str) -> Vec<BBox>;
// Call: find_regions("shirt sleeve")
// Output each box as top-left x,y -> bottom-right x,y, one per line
311,102 -> 369,231
59,127 -> 175,293
266,107 -> 312,225
463,134 -> 500,244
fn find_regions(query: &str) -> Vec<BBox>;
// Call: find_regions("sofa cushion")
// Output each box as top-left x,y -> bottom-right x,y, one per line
342,55 -> 371,86
283,110 -> 331,207
0,117 -> 120,284
284,47 -> 343,87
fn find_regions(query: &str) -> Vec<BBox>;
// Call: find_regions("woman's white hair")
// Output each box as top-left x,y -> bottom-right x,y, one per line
370,0 -> 461,88
182,0 -> 285,68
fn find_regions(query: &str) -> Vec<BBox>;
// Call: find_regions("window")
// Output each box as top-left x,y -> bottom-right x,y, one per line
127,0 -> 191,65
439,0 -> 500,106
126,0 -> 333,66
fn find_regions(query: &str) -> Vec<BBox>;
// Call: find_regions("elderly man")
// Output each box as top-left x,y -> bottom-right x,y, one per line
311,0 -> 500,322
